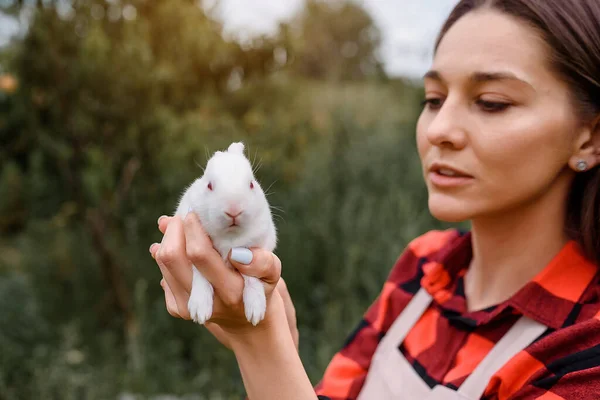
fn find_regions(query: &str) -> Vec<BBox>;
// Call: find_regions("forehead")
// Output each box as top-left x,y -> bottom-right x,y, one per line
432,10 -> 552,85
208,152 -> 252,177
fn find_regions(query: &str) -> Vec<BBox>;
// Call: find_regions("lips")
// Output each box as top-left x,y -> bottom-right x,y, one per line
429,163 -> 473,178
427,162 -> 474,188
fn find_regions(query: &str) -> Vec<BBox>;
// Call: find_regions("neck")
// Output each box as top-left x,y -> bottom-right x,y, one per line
465,178 -> 571,312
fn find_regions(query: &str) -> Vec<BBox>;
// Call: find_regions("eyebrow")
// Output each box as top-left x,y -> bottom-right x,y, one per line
423,70 -> 534,89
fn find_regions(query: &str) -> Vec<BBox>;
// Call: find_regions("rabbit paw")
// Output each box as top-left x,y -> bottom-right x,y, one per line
243,275 -> 266,326
188,269 -> 214,324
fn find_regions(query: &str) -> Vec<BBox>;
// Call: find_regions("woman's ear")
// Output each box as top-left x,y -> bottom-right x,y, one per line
569,115 -> 600,172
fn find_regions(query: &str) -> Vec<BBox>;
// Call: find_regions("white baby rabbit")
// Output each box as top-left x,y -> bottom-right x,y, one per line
174,142 -> 277,326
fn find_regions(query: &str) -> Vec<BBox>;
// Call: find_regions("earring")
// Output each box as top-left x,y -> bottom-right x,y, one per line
576,160 -> 588,171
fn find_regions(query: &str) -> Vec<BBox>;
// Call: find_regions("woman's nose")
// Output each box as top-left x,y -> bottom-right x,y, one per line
425,100 -> 468,150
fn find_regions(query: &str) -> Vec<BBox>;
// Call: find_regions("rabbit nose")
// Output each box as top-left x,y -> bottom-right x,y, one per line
225,210 -> 243,219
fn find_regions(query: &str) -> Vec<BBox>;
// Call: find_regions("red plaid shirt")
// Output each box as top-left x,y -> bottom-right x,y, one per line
314,229 -> 600,399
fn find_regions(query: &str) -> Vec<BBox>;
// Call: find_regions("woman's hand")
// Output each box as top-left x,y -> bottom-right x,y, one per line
149,214 -> 299,350
151,214 -> 316,400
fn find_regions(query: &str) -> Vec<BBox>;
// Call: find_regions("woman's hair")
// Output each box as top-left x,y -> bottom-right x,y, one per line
435,0 -> 600,265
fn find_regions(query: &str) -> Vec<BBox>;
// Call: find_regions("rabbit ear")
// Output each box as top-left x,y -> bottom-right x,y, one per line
227,142 -> 245,155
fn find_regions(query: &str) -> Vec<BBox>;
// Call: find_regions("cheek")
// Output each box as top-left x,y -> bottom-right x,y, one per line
428,113 -> 574,222
207,201 -> 225,223
469,115 -> 574,211
475,114 -> 572,184
416,113 -> 430,160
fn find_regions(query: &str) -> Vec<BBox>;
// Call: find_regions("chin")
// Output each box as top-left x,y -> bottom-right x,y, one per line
428,194 -> 473,223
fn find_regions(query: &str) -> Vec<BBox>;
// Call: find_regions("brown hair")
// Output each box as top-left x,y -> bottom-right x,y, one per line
435,0 -> 600,265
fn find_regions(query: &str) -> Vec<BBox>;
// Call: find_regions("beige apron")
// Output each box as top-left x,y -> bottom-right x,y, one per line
357,288 -> 547,400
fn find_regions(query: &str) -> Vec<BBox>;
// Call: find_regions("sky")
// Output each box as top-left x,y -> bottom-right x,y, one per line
210,0 -> 459,78
0,0 -> 459,79
0,11 -> 19,47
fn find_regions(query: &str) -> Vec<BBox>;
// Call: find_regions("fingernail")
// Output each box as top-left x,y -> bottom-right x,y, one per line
149,243 -> 158,255
157,215 -> 167,225
230,247 -> 253,264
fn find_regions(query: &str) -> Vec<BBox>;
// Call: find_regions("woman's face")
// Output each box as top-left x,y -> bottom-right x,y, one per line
417,9 -> 587,223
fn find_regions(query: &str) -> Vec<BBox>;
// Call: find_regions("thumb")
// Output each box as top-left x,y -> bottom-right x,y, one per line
229,247 -> 281,286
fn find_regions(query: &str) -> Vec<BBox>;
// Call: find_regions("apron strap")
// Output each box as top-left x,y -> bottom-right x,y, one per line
366,287 -> 547,400
383,288 -> 433,346
356,288 -> 435,400
457,315 -> 548,398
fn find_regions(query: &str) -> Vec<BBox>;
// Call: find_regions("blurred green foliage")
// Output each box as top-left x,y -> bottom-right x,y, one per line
0,0 -> 460,398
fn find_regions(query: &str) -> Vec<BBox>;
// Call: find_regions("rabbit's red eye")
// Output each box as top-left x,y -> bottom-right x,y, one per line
250,181 -> 254,189
208,182 -> 213,191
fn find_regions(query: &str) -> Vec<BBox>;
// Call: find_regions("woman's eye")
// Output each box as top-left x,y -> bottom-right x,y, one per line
421,98 -> 444,110
477,99 -> 511,112
420,97 -> 511,113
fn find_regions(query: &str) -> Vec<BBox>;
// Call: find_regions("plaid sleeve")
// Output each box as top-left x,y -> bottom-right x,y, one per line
314,230 -> 459,400
509,367 -> 600,399
483,318 -> 600,400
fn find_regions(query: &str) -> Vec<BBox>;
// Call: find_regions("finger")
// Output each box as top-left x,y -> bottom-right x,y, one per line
151,237 -> 191,316
153,243 -> 191,318
229,248 -> 282,286
158,215 -> 173,235
161,278 -> 182,318
152,222 -> 192,318
159,262 -> 191,318
182,213 -> 242,299
155,216 -> 193,294
150,243 -> 160,259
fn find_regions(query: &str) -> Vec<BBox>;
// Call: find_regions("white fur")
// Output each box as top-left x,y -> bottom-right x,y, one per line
174,142 -> 277,325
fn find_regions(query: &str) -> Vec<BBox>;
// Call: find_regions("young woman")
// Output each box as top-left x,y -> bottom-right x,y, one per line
149,0 -> 600,398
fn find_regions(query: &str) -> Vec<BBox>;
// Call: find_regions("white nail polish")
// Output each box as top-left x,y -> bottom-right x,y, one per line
230,247 -> 253,264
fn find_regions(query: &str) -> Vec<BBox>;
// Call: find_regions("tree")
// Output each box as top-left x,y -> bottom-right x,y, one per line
0,0 -> 440,397
282,0 -> 385,81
